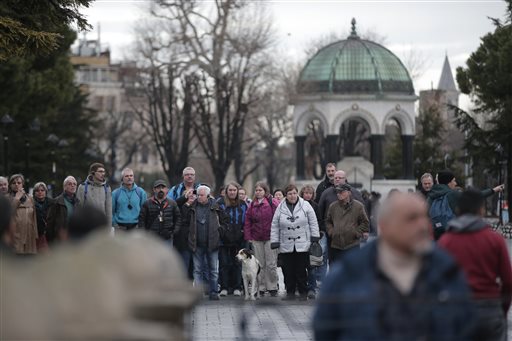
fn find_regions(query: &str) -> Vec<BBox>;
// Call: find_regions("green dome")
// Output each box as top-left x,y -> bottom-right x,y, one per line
298,30 -> 414,95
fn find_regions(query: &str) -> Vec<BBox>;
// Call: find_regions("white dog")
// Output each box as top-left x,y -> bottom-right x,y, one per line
236,248 -> 261,301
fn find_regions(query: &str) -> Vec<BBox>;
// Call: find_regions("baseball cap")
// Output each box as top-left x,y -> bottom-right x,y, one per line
153,179 -> 167,188
335,184 -> 351,193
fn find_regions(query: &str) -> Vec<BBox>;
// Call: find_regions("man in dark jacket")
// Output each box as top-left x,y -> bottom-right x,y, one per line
427,169 -> 503,239
315,163 -> 336,204
182,185 -> 228,300
47,176 -> 80,244
439,189 -> 512,341
314,192 -> 476,340
138,180 -> 181,244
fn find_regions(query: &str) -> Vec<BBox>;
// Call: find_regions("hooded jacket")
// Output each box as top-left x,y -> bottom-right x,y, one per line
270,197 -> 320,253
244,195 -> 279,241
439,214 -> 512,313
77,175 -> 112,227
427,184 -> 493,213
318,186 -> 366,231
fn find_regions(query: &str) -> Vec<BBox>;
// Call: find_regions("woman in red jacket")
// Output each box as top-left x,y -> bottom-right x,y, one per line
244,182 -> 280,297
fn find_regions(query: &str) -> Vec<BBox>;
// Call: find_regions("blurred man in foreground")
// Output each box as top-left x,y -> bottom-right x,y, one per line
314,192 -> 475,340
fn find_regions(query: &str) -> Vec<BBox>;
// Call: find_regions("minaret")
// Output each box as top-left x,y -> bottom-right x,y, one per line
438,54 -> 459,107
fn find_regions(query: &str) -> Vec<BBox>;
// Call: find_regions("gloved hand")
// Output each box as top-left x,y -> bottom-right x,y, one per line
270,242 -> 280,250
310,236 -> 320,243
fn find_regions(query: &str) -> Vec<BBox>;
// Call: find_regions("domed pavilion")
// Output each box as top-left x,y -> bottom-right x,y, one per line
293,19 -> 417,191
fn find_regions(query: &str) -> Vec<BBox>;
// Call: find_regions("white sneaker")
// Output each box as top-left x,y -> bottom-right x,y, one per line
220,289 -> 228,297
233,289 -> 242,297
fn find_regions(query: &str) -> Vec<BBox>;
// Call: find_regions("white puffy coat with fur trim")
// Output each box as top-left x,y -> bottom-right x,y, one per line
270,197 -> 320,253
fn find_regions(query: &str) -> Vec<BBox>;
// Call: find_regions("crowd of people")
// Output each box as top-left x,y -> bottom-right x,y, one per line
0,161 -> 510,339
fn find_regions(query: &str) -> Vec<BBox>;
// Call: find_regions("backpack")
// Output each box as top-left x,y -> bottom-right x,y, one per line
429,194 -> 455,240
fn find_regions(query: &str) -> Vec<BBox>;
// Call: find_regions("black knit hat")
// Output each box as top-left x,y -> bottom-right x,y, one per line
437,170 -> 455,185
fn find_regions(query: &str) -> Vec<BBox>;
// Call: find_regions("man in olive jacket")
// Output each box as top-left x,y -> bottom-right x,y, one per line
326,184 -> 369,263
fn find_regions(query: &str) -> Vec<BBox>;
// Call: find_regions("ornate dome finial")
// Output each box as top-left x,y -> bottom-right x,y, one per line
349,18 -> 359,39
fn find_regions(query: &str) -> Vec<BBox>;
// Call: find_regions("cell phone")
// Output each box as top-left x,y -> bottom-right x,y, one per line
192,190 -> 197,195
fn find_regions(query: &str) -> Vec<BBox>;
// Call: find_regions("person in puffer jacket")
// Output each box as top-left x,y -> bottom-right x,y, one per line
138,180 -> 181,245
271,184 -> 320,300
244,182 -> 280,297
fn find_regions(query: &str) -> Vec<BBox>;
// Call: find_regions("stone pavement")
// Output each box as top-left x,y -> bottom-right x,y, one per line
189,297 -> 314,341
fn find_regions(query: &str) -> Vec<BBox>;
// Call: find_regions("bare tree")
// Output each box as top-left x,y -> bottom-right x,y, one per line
401,46 -> 431,82
148,0 -> 276,190
131,20 -> 196,185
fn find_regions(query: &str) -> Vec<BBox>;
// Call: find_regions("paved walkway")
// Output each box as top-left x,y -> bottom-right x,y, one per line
189,240 -> 512,340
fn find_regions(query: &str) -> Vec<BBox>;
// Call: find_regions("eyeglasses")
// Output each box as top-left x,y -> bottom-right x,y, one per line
96,170 -> 106,174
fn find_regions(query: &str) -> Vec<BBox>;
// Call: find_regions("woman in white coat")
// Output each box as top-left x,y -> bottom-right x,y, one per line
270,184 -> 320,300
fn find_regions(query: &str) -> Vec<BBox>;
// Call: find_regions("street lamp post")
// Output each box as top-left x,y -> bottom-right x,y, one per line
46,134 -> 59,196
25,117 -> 41,185
1,114 -> 15,175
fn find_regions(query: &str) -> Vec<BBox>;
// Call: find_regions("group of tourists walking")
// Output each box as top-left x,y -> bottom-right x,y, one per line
1,161 -> 510,339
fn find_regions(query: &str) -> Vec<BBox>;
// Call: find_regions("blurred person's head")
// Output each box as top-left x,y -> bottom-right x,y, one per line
284,184 -> 299,204
254,182 -> 269,200
437,170 -> 456,189
218,186 -> 226,198
456,189 -> 486,217
153,180 -> 168,201
9,174 -> 24,194
239,188 -> 248,201
89,163 -> 106,182
0,176 -> 8,194
273,189 -> 284,202
378,193 -> 432,256
0,195 -> 14,247
420,173 -> 434,192
335,184 -> 352,203
63,176 -> 77,196
121,168 -> 134,187
182,167 -> 196,185
197,185 -> 211,204
299,185 -> 315,202
68,206 -> 108,241
333,170 -> 346,186
387,188 -> 400,198
33,182 -> 48,201
325,163 -> 336,182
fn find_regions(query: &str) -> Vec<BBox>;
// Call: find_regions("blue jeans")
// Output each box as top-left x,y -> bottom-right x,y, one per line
193,247 -> 219,296
179,249 -> 193,280
308,234 -> 328,291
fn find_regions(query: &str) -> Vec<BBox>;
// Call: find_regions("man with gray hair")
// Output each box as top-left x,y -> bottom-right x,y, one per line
181,185 -> 228,300
167,167 -> 200,204
112,168 -> 147,232
419,172 -> 434,198
47,176 -> 80,244
0,176 -> 8,195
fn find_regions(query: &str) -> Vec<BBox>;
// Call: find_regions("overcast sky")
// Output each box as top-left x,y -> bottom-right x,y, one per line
79,0 -> 508,100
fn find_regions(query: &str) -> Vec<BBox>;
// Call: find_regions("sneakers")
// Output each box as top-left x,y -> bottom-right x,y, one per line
219,289 -> 228,297
233,289 -> 242,297
259,290 -> 266,297
307,290 -> 316,299
209,294 -> 220,301
269,290 -> 278,297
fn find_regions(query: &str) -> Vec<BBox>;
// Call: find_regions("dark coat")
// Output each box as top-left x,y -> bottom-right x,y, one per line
34,197 -> 55,237
427,184 -> 493,213
46,194 -> 79,244
318,186 -> 366,231
314,241 -> 476,341
183,198 -> 228,252
314,176 -> 334,204
138,197 -> 181,240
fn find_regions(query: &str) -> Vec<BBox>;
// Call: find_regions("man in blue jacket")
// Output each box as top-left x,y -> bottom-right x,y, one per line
314,192 -> 476,340
167,166 -> 201,206
112,168 -> 147,231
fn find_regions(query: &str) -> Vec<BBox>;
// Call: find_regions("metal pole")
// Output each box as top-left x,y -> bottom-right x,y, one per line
3,135 -> 8,175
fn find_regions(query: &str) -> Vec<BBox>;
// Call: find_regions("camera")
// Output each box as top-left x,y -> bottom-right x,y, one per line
192,189 -> 197,195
